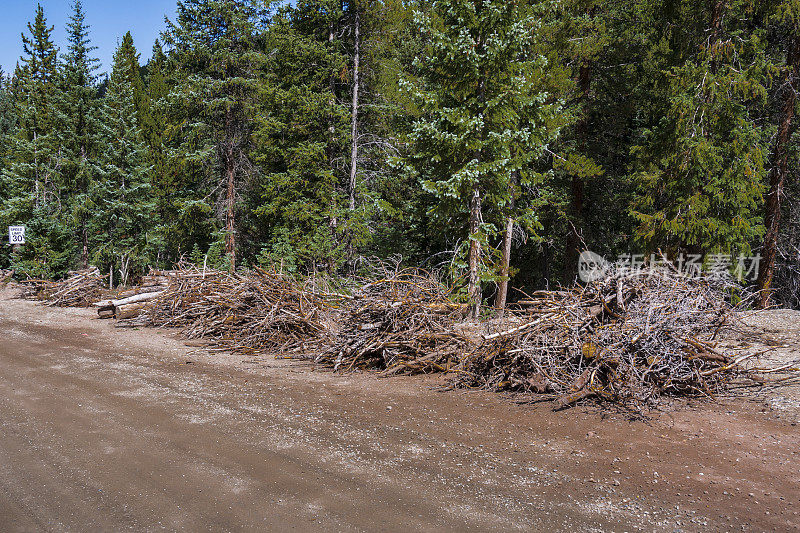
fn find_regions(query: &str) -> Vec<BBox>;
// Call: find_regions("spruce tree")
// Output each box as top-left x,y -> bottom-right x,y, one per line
757,0 -> 800,306
164,0 -> 265,271
59,0 -> 102,269
251,0 -> 350,273
631,0 -> 769,258
402,0 -> 563,316
0,70 -> 16,173
1,4 -> 74,278
91,40 -> 154,286
117,32 -> 149,134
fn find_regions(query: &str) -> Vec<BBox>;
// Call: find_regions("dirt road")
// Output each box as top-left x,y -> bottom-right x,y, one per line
1,292 -> 798,532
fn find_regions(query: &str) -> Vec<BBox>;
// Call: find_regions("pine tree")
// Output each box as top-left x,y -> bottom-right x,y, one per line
142,40 -> 171,216
116,32 -> 149,134
1,4 -> 74,278
251,0 -> 351,272
757,0 -> 800,306
164,0 -> 266,271
91,39 -> 154,286
59,0 -> 102,269
631,0 -> 769,258
0,70 -> 18,269
402,0 -> 563,316
0,70 -> 16,172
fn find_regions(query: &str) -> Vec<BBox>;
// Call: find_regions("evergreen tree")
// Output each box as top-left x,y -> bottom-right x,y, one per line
631,0 -> 769,258
402,0 -> 564,316
59,0 -> 102,269
91,40 -> 154,286
757,0 -> 800,306
117,32 -> 149,133
0,70 -> 16,173
164,0 -> 265,271
251,0 -> 351,273
1,4 -> 73,277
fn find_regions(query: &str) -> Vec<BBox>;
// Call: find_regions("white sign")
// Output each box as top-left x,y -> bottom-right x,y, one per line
8,226 -> 25,245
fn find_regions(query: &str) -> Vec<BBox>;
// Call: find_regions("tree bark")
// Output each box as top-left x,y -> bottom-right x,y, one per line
81,224 -> 88,270
495,216 -> 514,316
495,170 -> 518,315
326,18 -> 339,275
468,186 -> 482,318
224,107 -> 236,272
348,5 -> 360,212
757,32 -> 800,308
469,36 -> 486,319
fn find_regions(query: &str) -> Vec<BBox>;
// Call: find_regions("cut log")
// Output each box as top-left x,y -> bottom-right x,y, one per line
115,285 -> 167,299
116,302 -> 146,320
97,308 -> 115,319
110,291 -> 164,308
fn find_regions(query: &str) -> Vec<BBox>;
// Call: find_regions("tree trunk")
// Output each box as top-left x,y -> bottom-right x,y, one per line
326,19 -> 339,275
224,109 -> 236,272
225,158 -> 236,272
495,216 -> 514,316
348,5 -> 361,212
757,32 -> 800,308
469,47 -> 486,319
564,59 -> 591,282
495,170 -> 518,315
468,186 -> 483,318
81,224 -> 88,270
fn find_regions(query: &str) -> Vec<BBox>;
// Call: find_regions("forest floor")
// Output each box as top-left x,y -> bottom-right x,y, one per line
0,284 -> 799,532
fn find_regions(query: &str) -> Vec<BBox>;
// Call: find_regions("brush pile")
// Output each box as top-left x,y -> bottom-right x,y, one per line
21,267 -> 106,307
311,268 -> 472,375
455,270 -> 757,411
120,265 -> 325,355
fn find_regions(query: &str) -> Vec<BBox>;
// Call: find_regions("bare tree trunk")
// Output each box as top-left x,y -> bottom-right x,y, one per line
348,5 -> 361,212
758,32 -> 800,308
468,186 -> 482,318
495,170 -> 518,315
225,156 -> 236,273
326,19 -> 339,275
224,108 -> 236,273
34,131 -> 40,207
81,225 -> 88,270
469,45 -> 486,319
495,216 -> 514,316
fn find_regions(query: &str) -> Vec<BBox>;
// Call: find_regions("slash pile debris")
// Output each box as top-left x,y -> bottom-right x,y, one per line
118,265 -> 326,355
21,267 -> 105,307
311,269 -> 472,375
19,262 -> 799,412
454,271 -> 767,411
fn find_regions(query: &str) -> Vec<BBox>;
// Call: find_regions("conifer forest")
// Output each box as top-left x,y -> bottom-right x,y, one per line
2,0 -> 800,313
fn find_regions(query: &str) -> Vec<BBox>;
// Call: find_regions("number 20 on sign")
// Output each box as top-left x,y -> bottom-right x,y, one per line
8,226 -> 25,245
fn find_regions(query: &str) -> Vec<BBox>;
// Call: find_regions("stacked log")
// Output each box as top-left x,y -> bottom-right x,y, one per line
94,290 -> 165,320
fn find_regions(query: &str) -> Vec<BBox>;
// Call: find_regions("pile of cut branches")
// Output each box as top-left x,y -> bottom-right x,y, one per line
123,265 -> 325,355
311,267 -> 472,375
455,270 -> 763,411
21,267 -> 106,307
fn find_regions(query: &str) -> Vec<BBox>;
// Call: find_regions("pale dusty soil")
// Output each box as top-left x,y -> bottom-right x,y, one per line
0,284 -> 799,532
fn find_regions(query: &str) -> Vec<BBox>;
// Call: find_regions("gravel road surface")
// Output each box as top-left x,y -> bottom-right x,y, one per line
1,291 -> 798,531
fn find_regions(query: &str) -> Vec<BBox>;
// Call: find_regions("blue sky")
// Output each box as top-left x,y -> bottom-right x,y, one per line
0,0 -> 178,77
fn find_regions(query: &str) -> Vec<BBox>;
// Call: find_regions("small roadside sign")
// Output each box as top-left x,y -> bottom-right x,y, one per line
8,226 -> 25,245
